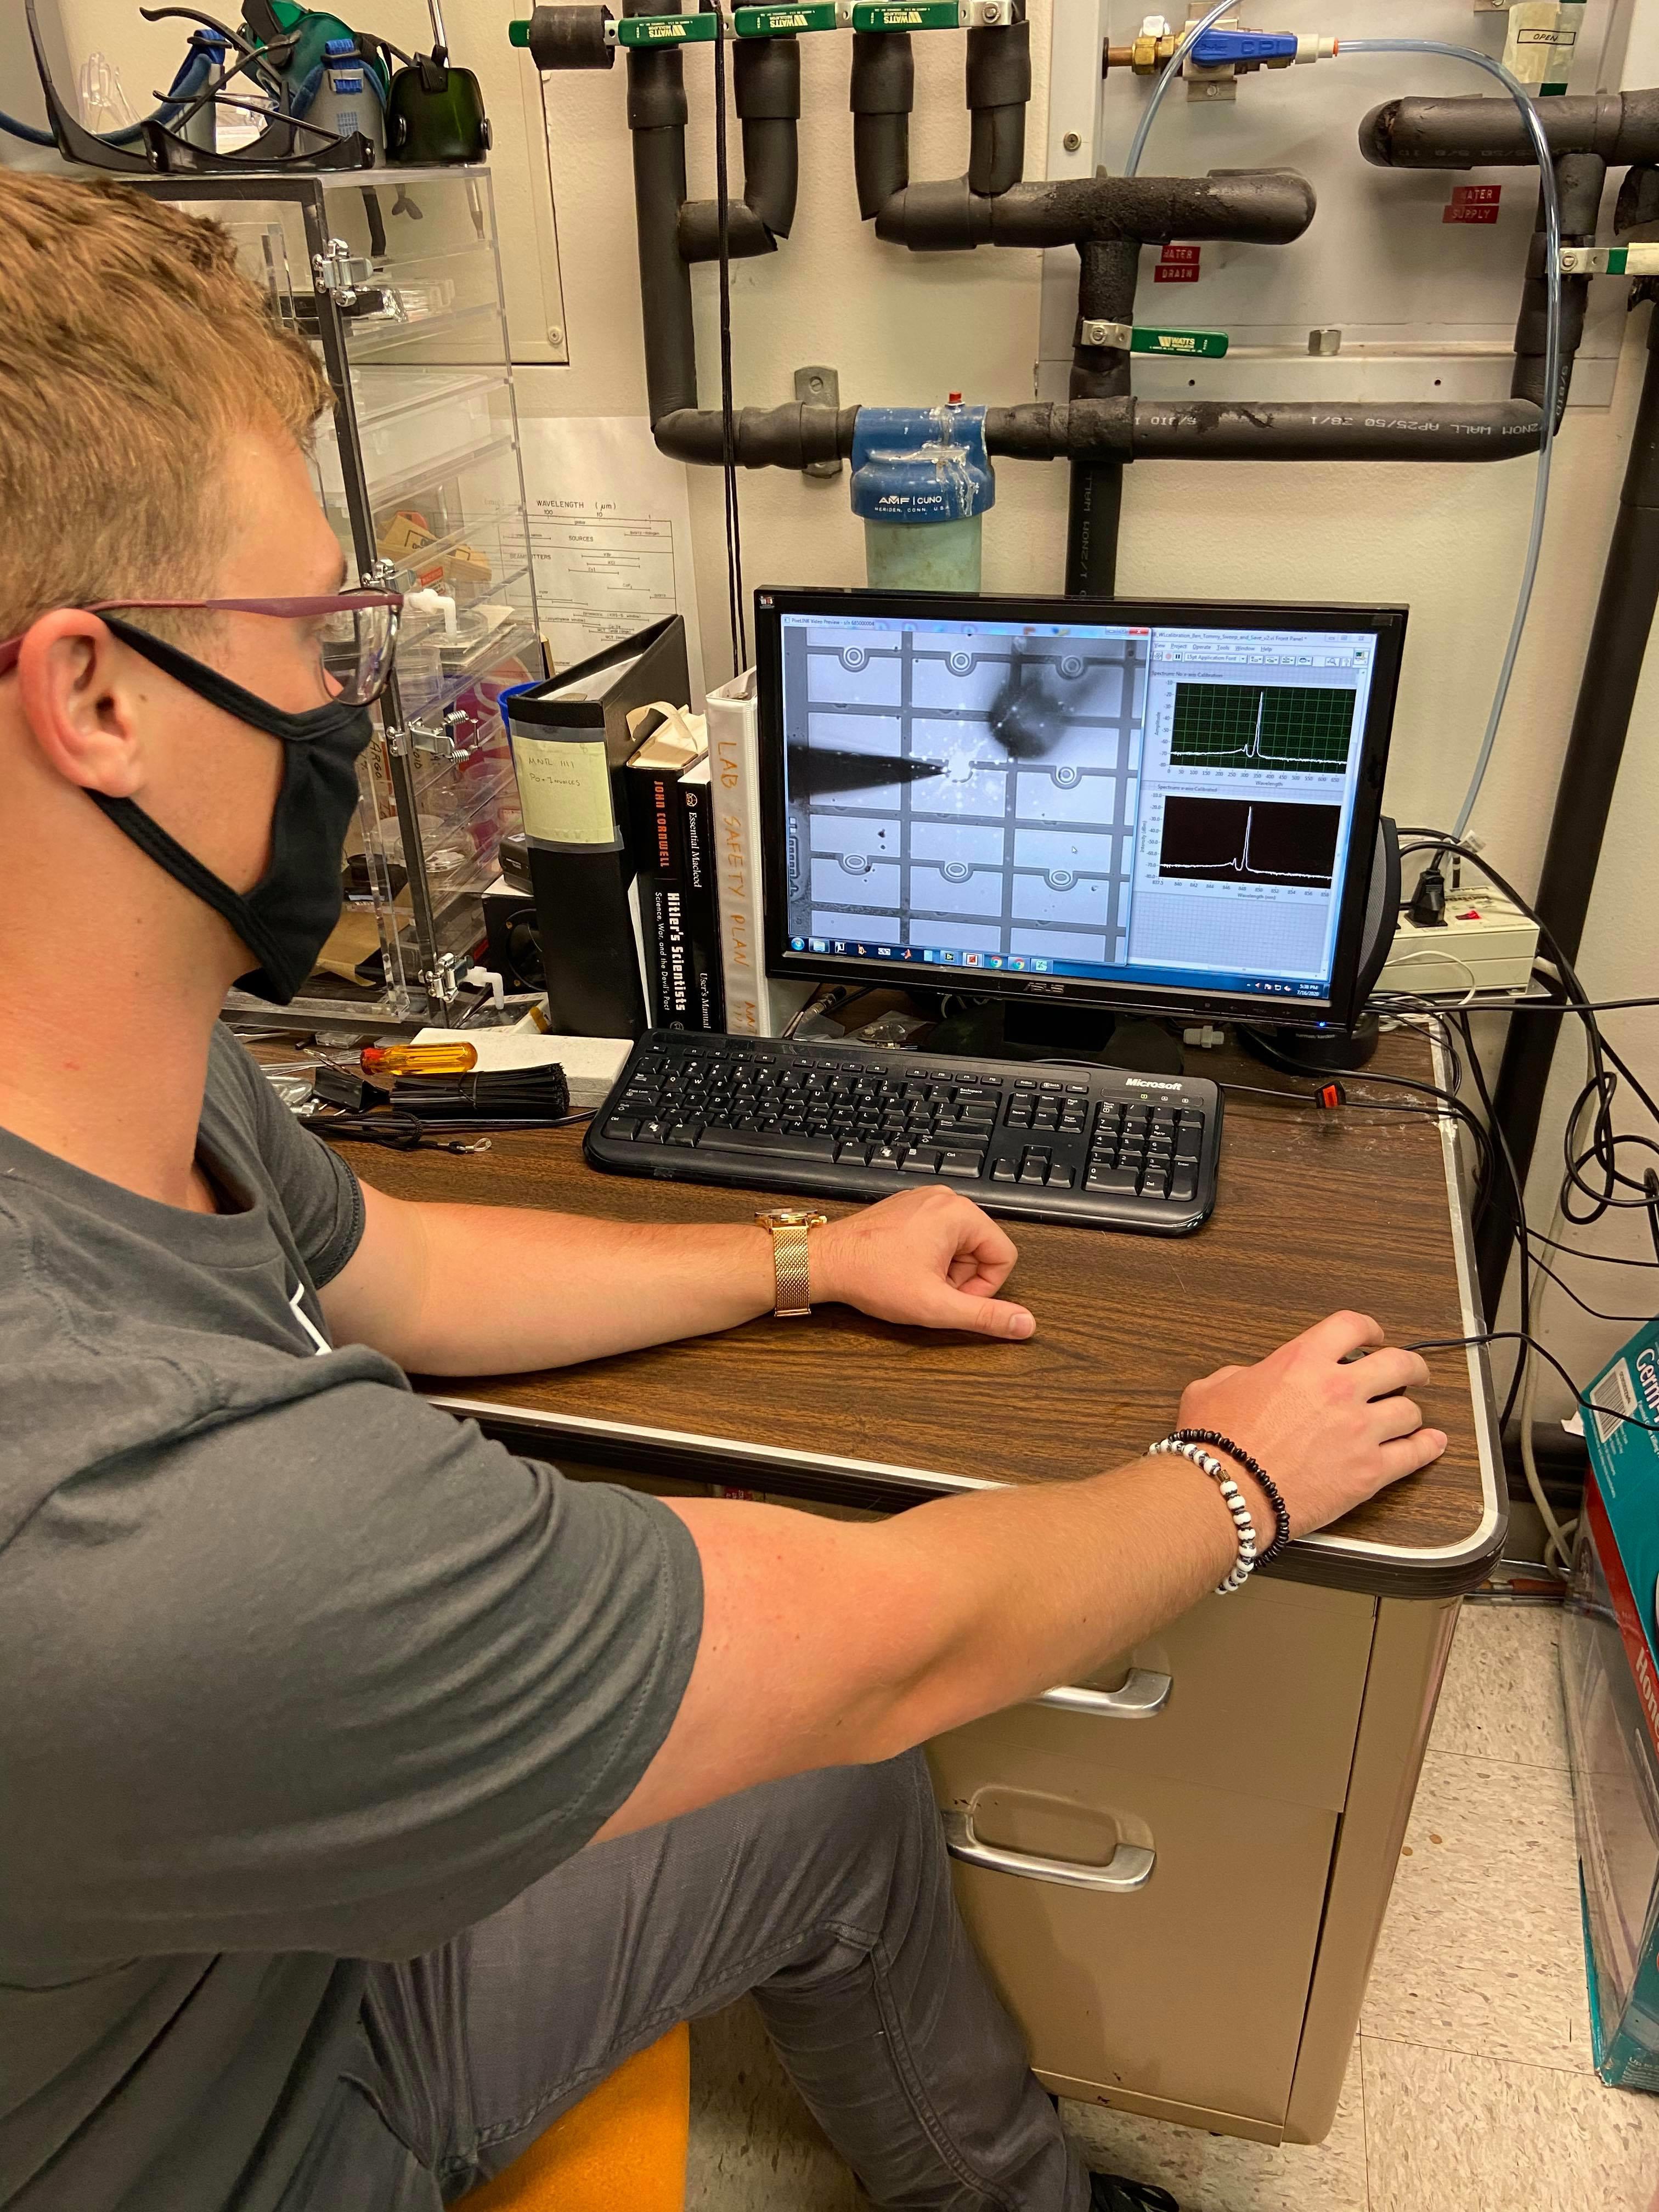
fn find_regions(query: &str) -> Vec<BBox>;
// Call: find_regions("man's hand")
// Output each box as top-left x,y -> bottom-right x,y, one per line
812,1187 -> 1035,1340
1179,1309 -> 1446,1538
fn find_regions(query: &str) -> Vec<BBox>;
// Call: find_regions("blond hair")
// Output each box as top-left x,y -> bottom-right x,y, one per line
0,173 -> 334,638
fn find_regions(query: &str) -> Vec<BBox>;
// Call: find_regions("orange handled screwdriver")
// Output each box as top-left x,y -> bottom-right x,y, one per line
360,1042 -> 479,1078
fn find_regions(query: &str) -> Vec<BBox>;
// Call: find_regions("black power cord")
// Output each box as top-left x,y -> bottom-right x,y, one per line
1410,1328 -> 1659,1444
712,8 -> 747,678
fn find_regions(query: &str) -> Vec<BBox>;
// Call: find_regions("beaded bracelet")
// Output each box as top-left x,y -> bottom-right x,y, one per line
1168,1428 -> 1293,1566
1147,1435 -> 1259,1594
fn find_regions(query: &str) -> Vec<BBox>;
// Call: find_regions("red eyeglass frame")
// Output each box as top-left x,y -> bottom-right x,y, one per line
0,591 -> 405,687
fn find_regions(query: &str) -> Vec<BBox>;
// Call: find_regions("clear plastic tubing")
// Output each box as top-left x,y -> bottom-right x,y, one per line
1124,27 -> 1565,840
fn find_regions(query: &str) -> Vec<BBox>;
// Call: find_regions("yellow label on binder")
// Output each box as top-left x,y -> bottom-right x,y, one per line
509,732 -> 617,847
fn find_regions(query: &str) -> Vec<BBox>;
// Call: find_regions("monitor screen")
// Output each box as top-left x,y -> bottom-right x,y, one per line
757,591 -> 1403,1026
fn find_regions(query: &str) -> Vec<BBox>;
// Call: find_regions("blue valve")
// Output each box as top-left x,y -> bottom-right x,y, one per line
1189,28 -> 1299,66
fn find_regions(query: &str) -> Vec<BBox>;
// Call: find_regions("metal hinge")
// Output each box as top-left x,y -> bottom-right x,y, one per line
425,952 -> 465,1007
312,238 -> 375,309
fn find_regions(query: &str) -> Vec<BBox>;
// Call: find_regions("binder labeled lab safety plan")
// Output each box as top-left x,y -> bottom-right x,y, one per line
705,668 -> 812,1036
503,616 -> 691,1037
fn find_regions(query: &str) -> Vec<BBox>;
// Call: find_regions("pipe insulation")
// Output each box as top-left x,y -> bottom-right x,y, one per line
850,28 -> 912,221
966,13 -> 1029,198
650,396 -> 1546,467
735,33 -> 800,238
1360,87 -> 1659,170
874,169 -> 1317,251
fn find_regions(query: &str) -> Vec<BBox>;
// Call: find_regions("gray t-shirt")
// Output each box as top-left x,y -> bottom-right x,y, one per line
0,1028 -> 702,2211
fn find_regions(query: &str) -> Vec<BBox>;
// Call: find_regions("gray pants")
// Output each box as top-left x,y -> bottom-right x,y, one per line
278,1751 -> 1090,2211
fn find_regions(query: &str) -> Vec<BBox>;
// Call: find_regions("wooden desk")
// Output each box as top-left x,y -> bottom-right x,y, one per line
337,1028 -> 1503,2145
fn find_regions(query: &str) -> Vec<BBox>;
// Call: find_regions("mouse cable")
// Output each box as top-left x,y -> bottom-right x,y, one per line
1409,1327 -> 1659,1446
1222,1050 -> 1534,1427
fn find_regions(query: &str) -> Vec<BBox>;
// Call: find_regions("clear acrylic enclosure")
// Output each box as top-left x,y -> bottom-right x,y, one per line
135,166 -> 544,1026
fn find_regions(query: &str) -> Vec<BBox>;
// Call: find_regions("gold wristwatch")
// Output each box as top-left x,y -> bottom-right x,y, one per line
754,1207 -> 828,1318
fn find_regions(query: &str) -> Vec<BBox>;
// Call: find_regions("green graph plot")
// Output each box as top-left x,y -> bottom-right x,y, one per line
1170,682 -> 1356,773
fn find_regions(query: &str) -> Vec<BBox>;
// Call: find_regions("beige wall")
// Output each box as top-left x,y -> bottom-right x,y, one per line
50,0 -> 1659,1396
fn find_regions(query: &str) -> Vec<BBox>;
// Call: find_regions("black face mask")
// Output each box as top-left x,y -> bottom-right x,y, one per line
91,616 -> 374,1005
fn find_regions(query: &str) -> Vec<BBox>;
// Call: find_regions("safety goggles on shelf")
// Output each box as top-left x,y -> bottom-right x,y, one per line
0,589 -> 404,707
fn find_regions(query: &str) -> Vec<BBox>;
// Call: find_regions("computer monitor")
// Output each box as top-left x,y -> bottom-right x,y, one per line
755,588 -> 1406,1032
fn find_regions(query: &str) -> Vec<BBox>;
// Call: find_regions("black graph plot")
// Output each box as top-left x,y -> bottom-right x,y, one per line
1158,796 -> 1341,889
1170,682 -> 1356,773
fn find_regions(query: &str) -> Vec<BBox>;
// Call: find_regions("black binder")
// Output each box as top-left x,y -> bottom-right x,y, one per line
503,617 -> 692,1039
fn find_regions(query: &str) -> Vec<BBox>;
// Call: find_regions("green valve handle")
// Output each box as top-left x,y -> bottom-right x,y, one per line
614,10 -> 719,40
1133,328 -> 1228,358
734,1 -> 845,30
850,2 -> 973,29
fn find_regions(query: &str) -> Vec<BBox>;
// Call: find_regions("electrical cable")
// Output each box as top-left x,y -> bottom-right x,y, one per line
712,9 -> 747,678
1338,43 -> 1562,841
1412,1327 -> 1659,1444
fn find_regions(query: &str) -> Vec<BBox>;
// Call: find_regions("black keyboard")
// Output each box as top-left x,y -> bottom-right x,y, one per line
584,1031 -> 1222,1234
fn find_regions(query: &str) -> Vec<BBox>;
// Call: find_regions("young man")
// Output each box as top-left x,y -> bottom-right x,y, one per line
0,175 -> 1445,2212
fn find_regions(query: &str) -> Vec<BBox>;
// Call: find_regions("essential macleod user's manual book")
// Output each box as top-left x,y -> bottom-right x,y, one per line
1562,1315 -> 1659,2089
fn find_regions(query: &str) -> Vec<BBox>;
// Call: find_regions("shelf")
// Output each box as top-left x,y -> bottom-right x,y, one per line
395,606 -> 540,733
364,426 -> 523,517
346,298 -> 507,366
352,364 -> 509,436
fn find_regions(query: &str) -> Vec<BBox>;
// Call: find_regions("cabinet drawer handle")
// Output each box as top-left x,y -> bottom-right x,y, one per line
1032,1669 -> 1172,1720
941,1809 -> 1155,1893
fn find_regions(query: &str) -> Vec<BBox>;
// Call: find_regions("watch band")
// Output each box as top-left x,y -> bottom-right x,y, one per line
754,1210 -> 826,1317
768,1221 -> 814,1317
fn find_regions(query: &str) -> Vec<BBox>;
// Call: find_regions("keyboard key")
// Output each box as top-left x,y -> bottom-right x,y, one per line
667,1124 -> 701,1146
900,1149 -> 942,1174
604,1116 -> 641,1139
1047,1163 -> 1075,1189
1017,1157 -> 1049,1185
865,1144 -> 901,1170
937,1150 -> 986,1178
699,1128 -> 837,1161
990,1157 -> 1019,1181
1169,1164 -> 1200,1203
1086,1166 -> 1140,1193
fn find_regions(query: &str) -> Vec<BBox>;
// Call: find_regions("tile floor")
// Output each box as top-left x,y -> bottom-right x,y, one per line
685,1600 -> 1659,2211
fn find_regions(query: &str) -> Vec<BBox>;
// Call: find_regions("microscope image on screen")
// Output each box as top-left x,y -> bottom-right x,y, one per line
781,622 -> 1146,969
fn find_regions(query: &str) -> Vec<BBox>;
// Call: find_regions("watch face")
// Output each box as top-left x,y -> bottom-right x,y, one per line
756,1209 -> 826,1228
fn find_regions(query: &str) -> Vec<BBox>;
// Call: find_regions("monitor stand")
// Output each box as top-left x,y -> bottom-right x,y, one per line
1237,1014 -> 1381,1075
930,996 -> 1185,1075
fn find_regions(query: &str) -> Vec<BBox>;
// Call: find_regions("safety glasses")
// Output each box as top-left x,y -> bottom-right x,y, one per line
0,589 -> 404,706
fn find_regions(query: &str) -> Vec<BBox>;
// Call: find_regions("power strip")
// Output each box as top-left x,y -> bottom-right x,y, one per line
1375,893 -> 1541,1001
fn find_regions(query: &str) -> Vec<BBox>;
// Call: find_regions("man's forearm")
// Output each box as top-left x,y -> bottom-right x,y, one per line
599,1451 -> 1251,1839
336,1192 -> 782,1373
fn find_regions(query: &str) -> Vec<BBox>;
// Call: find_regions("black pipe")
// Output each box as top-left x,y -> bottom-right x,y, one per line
875,168 -> 1317,251
679,197 -> 777,259
1511,153 -> 1602,417
735,33 -> 799,238
628,26 -> 697,422
652,392 -> 1548,467
1066,239 -> 1137,594
850,29 -> 911,221
656,400 -> 859,465
1360,87 -> 1659,170
1477,303 -> 1659,1306
986,396 -> 1543,462
966,14 -> 1029,199
522,3 -> 614,70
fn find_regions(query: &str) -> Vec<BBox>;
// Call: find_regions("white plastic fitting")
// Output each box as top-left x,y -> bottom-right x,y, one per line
406,586 -> 459,638
1295,32 -> 1338,60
